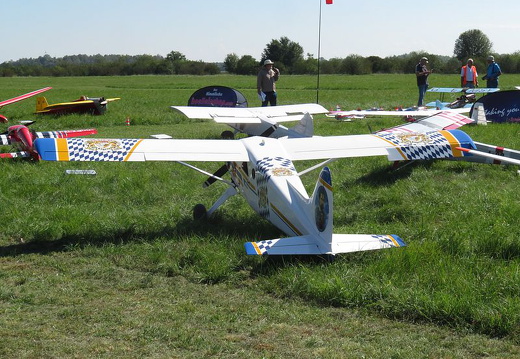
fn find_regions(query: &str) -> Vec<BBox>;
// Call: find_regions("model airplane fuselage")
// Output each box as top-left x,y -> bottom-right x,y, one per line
36,96 -> 120,115
0,124 -> 97,160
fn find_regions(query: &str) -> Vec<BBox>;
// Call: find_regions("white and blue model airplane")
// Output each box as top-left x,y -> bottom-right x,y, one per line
34,111 -> 520,256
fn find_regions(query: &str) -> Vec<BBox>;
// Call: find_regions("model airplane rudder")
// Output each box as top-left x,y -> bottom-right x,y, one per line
35,97 -> 50,113
288,112 -> 314,138
310,166 -> 334,240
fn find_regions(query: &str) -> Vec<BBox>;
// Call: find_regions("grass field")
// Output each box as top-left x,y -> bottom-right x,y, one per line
1,74 -> 520,358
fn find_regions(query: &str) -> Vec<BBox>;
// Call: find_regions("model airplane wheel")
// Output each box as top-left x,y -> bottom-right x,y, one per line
221,130 -> 234,139
193,203 -> 208,220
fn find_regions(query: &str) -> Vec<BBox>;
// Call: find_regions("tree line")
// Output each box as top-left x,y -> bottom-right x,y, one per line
2,30 -> 519,77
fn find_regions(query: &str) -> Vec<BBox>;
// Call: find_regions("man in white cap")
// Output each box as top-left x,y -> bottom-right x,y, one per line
415,57 -> 431,106
257,59 -> 280,106
483,55 -> 502,88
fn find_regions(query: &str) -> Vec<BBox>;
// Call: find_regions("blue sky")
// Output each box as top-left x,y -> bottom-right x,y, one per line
2,0 -> 519,63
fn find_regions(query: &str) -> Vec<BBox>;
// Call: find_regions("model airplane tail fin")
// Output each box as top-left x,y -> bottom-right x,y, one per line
35,97 -> 49,112
471,103 -> 488,125
309,166 -> 334,238
287,112 -> 314,138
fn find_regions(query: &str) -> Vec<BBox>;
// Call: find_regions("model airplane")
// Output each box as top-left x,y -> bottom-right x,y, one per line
35,95 -> 121,115
171,103 -> 328,138
425,87 -> 499,109
0,87 -> 52,122
0,123 -> 97,160
34,111 -> 520,256
327,103 -> 470,121
329,88 -> 501,121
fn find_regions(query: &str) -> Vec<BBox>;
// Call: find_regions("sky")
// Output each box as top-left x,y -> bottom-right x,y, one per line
2,0 -> 520,64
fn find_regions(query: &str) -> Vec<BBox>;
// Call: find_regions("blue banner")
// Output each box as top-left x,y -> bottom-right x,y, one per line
188,86 -> 247,107
470,90 -> 520,123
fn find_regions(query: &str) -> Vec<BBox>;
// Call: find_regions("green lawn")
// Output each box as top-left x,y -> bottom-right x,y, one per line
1,74 -> 519,358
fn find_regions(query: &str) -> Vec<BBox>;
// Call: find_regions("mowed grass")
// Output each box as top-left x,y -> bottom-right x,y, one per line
1,74 -> 520,358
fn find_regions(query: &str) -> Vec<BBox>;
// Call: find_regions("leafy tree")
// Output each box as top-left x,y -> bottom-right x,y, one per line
224,53 -> 239,73
340,55 -> 371,75
235,55 -> 258,75
261,36 -> 304,72
453,29 -> 493,61
292,54 -> 318,75
166,51 -> 187,74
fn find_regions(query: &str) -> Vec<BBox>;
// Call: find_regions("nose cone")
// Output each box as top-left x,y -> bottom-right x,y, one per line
9,125 -> 34,151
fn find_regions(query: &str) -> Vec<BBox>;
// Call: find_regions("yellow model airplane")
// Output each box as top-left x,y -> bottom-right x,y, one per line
35,95 -> 120,115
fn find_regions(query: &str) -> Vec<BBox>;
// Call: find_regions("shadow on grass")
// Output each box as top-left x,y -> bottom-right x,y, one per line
349,160 -> 435,188
0,211 -> 280,258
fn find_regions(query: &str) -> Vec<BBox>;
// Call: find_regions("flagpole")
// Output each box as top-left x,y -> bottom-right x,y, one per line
316,0 -> 322,103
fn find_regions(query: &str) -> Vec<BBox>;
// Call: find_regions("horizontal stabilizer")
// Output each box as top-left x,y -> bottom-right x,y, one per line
245,235 -> 322,255
245,234 -> 405,256
330,234 -> 405,254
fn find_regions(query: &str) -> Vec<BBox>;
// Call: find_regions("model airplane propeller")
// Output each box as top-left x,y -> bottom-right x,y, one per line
34,111 -> 520,256
0,123 -> 97,160
0,87 -> 52,123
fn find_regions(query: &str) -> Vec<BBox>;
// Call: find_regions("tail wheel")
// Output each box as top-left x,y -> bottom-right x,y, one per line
221,130 -> 234,139
193,204 -> 207,220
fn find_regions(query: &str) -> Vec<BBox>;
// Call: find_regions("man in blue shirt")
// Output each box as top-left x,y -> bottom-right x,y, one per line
483,55 -> 502,88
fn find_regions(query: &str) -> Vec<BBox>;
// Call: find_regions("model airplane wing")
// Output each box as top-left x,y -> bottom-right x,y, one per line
377,111 -> 475,131
35,126 -> 476,164
428,87 -> 500,94
0,151 -> 31,159
35,129 -> 98,139
0,87 -> 52,109
328,107 -> 470,119
35,137 -> 250,162
171,103 -> 328,124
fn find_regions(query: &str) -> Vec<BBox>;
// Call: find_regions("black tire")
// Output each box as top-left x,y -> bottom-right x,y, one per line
221,130 -> 234,139
193,204 -> 207,220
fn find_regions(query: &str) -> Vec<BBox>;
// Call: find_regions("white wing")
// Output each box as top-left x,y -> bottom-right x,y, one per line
171,103 -> 328,124
328,107 -> 470,118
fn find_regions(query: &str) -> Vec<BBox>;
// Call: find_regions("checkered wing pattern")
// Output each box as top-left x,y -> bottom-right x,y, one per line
253,239 -> 275,255
67,138 -> 141,161
371,235 -> 404,248
377,131 -> 454,160
256,156 -> 296,179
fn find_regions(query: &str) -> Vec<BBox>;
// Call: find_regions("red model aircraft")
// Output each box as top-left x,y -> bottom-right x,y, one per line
0,122 -> 96,160
0,87 -> 52,122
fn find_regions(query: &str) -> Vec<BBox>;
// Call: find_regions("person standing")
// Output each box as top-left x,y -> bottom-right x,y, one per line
483,55 -> 502,88
415,57 -> 431,107
461,58 -> 478,88
257,59 -> 280,106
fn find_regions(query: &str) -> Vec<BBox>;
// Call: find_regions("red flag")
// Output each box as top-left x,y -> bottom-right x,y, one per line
326,0 -> 333,4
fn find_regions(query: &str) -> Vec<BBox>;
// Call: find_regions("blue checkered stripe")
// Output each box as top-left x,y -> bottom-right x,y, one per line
68,138 -> 140,161
377,131 -> 454,160
254,239 -> 275,254
256,156 -> 296,178
371,235 -> 400,247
